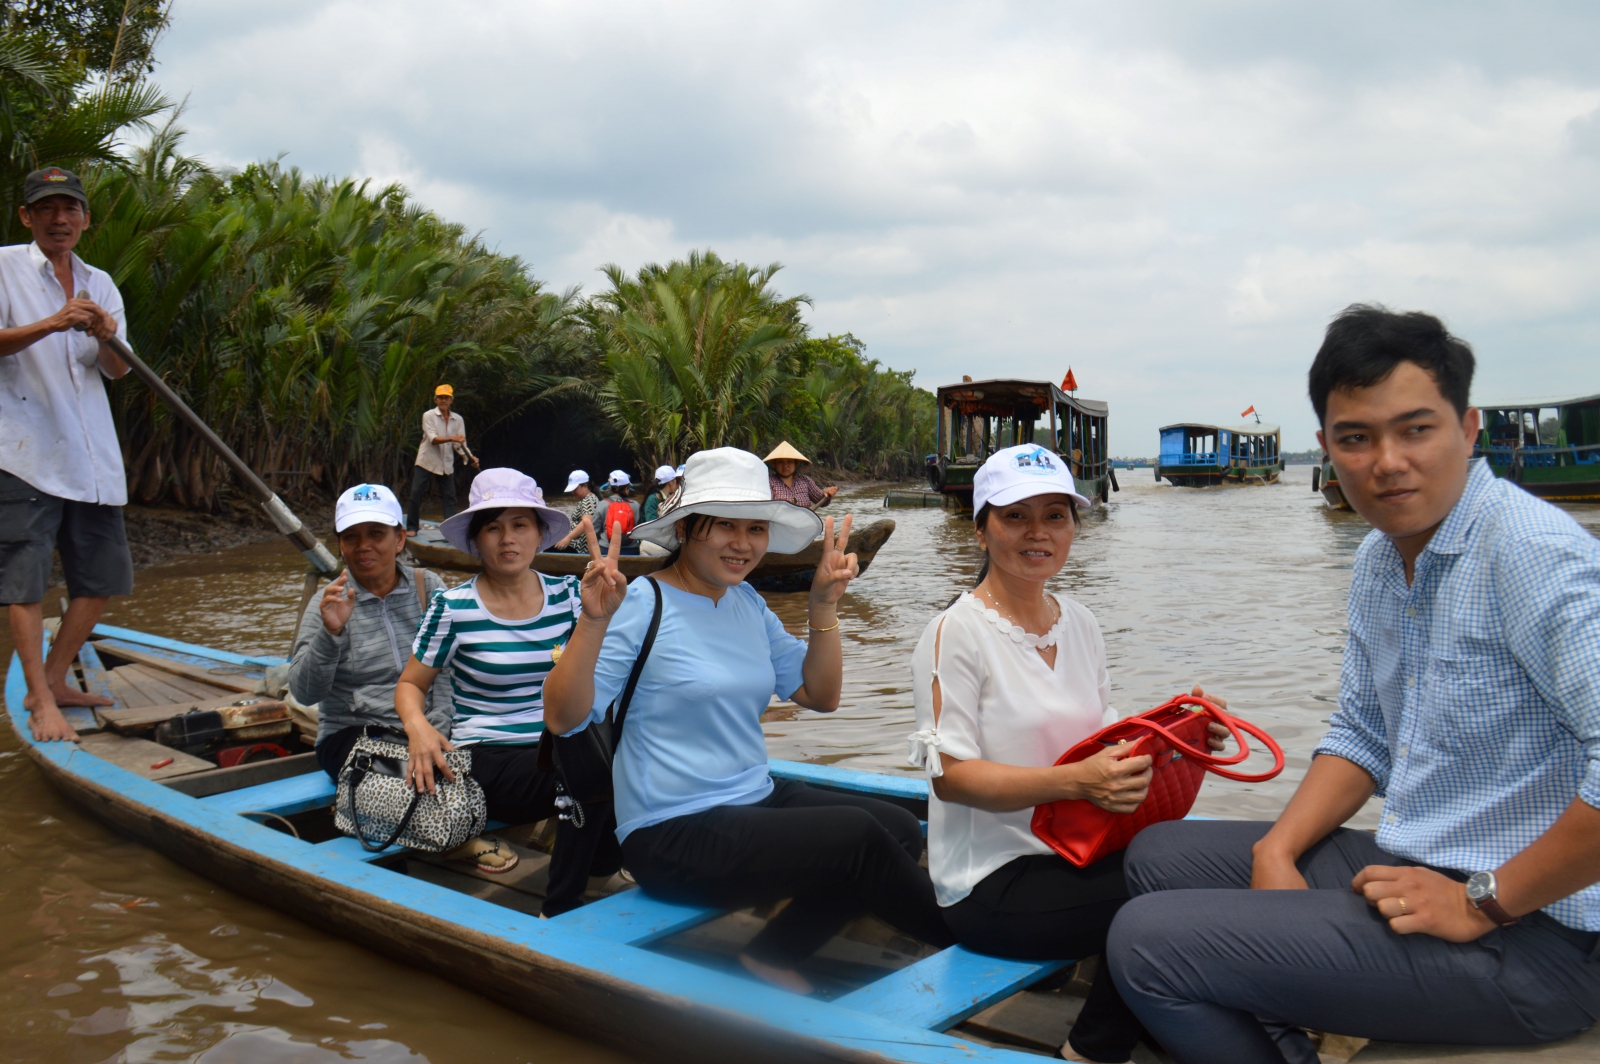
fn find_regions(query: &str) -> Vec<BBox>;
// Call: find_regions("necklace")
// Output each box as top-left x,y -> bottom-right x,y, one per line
971,587 -> 1063,650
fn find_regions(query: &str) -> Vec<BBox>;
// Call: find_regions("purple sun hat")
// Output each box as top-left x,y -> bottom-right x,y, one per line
439,468 -> 572,555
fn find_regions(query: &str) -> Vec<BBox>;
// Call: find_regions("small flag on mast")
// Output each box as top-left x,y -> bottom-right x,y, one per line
1062,368 -> 1078,392
1240,405 -> 1256,418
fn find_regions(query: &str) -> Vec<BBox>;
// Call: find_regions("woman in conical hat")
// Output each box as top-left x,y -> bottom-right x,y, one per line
763,441 -> 836,509
544,447 -> 954,993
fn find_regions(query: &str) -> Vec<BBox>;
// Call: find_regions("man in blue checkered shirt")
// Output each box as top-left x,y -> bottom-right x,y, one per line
1105,306 -> 1600,1064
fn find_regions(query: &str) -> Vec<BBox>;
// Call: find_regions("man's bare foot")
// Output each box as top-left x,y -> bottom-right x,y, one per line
738,953 -> 814,995
50,681 -> 113,708
23,695 -> 80,742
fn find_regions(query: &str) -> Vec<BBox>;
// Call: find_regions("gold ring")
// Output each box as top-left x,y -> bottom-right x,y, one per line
1397,897 -> 1409,916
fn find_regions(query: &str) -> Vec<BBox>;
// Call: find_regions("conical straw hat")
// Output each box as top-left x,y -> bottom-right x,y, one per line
763,441 -> 810,465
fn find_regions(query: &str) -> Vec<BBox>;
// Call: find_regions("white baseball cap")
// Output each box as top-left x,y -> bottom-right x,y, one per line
972,444 -> 1091,515
335,483 -> 405,532
565,469 -> 590,492
654,464 -> 678,485
608,469 -> 632,487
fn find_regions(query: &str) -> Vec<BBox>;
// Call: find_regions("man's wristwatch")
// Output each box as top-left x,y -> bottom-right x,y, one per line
1465,871 -> 1519,927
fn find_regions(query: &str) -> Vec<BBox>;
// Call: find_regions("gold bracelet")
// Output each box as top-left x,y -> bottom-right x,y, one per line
808,619 -> 840,632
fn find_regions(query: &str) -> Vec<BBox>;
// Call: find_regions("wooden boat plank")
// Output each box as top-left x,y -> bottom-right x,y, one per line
110,663 -> 215,705
959,991 -> 1083,1053
165,751 -> 320,798
770,758 -> 928,808
76,640 -> 117,719
100,693 -> 247,734
408,859 -> 547,917
93,640 -> 259,694
417,843 -> 554,897
314,834 -> 406,863
551,886 -> 725,945
76,731 -> 214,780
833,946 -> 1070,1032
203,769 -> 339,816
92,622 -> 286,668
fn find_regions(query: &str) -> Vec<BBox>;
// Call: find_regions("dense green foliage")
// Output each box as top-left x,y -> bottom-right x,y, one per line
2,13 -> 935,507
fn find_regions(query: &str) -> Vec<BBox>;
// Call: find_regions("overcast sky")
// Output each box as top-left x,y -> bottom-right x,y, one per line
151,1 -> 1600,452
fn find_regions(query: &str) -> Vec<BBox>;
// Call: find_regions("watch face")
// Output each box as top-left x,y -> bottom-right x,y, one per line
1466,871 -> 1493,901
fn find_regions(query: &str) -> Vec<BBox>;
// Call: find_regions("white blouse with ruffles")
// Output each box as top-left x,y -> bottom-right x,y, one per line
909,591 -> 1117,906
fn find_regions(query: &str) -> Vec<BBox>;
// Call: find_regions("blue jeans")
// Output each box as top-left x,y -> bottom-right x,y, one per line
1108,820 -> 1600,1064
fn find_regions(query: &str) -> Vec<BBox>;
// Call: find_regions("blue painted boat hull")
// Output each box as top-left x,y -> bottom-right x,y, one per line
7,627 -> 1046,1064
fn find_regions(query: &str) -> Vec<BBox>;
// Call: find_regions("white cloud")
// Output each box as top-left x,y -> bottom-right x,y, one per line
149,0 -> 1600,451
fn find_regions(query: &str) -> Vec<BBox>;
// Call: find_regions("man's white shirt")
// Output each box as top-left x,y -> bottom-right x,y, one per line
0,243 -> 129,505
415,408 -> 470,475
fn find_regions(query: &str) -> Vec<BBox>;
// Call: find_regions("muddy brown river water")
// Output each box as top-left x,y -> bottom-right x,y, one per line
4,465 -> 1598,1063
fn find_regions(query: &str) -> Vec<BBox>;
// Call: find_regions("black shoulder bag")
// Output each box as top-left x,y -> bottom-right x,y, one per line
536,577 -> 663,827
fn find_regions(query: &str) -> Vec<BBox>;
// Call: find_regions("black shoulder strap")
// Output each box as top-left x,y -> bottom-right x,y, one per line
611,577 -> 663,737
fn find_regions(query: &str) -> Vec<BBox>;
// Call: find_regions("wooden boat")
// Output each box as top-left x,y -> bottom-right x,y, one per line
12,627 -> 1598,1062
406,518 -> 898,592
1474,392 -> 1600,501
7,622 -> 1104,1063
1156,422 -> 1283,487
930,379 -> 1112,509
1312,454 -> 1351,510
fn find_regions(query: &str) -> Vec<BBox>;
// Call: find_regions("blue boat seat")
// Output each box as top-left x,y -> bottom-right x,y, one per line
203,770 -> 337,816
313,834 -> 406,862
833,945 -> 1070,1032
550,887 -> 721,945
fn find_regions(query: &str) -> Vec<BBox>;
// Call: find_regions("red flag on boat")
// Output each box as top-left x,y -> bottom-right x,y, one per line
1062,368 -> 1078,392
1240,405 -> 1256,418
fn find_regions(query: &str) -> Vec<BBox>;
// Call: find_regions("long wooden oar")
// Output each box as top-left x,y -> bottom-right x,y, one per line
86,318 -> 339,577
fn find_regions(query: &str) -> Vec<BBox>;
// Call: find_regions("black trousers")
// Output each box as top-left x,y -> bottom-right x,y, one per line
620,780 -> 955,968
945,852 -> 1144,1062
1110,820 -> 1600,1064
406,467 -> 457,531
317,727 -> 620,915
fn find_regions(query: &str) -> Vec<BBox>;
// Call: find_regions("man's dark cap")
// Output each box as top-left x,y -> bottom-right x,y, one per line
22,167 -> 89,208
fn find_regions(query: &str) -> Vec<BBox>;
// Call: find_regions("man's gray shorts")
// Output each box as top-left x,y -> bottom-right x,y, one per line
0,469 -> 134,605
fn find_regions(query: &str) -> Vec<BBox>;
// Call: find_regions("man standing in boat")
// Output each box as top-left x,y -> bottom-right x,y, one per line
1109,305 -> 1600,1062
405,383 -> 479,533
0,167 -> 134,742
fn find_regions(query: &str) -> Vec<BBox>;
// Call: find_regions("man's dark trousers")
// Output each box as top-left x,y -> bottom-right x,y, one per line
406,467 -> 456,531
1107,820 -> 1600,1064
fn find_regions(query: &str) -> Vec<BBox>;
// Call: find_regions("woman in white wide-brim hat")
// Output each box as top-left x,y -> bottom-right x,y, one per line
393,469 -> 618,914
545,447 -> 955,993
905,445 -> 1229,1062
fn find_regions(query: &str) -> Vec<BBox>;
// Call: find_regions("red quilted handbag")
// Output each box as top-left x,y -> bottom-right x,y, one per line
1031,695 -> 1285,867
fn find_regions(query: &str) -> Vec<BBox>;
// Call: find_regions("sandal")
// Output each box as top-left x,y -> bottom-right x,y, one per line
447,835 -> 519,874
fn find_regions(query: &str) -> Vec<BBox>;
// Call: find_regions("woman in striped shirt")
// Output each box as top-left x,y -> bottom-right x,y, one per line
394,469 -> 618,911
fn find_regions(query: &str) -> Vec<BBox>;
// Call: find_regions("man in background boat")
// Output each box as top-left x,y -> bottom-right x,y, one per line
405,384 -> 479,533
0,167 -> 133,743
765,442 -> 836,509
1109,305 -> 1600,1063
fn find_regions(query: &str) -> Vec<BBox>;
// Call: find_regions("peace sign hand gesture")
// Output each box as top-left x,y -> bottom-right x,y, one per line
580,519 -> 630,621
808,514 -> 859,607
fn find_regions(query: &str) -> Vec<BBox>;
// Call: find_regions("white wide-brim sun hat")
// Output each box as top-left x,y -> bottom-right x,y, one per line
632,447 -> 824,555
439,468 -> 573,555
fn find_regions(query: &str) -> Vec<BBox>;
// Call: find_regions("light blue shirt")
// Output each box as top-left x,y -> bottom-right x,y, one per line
591,578 -> 808,841
1316,459 -> 1600,930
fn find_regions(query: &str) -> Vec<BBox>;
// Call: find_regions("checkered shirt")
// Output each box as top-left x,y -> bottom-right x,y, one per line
1316,459 -> 1600,930
769,473 -> 828,508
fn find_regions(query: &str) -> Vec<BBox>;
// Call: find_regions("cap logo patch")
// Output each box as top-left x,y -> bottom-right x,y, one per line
1012,446 -> 1059,476
350,484 -> 382,501
46,169 -> 68,182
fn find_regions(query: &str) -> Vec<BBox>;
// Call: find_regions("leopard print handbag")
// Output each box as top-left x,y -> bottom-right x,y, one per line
334,729 -> 487,853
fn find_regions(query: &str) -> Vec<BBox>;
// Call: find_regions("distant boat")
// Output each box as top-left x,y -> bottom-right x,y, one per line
1474,392 -> 1600,501
930,379 -> 1114,508
1312,454 -> 1351,510
1156,422 -> 1284,487
406,518 -> 897,593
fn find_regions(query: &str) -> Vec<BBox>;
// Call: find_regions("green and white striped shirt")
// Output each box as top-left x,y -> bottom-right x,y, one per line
411,573 -> 581,745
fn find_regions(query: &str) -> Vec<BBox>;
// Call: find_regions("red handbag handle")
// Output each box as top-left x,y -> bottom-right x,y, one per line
1120,696 -> 1286,784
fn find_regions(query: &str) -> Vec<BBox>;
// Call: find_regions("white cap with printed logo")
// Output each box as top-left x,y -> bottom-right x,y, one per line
335,483 -> 405,532
972,444 -> 1091,515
